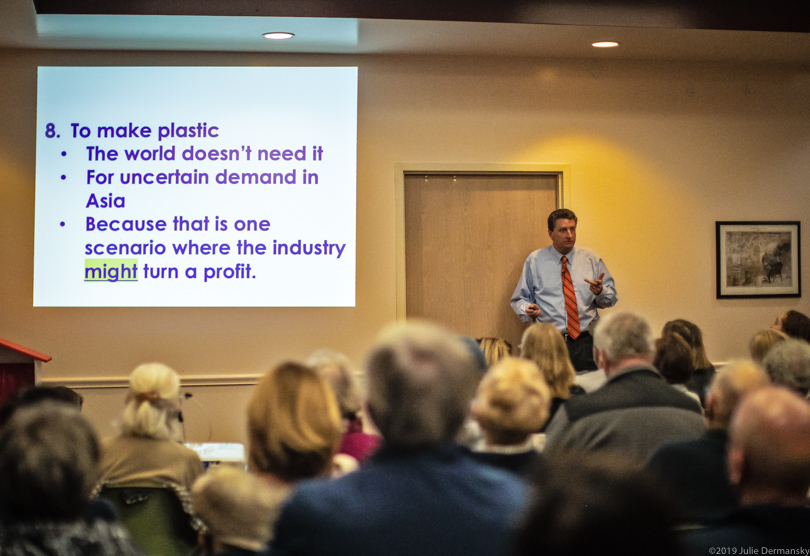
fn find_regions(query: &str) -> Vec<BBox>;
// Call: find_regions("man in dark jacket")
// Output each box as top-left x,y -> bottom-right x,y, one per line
545,311 -> 704,461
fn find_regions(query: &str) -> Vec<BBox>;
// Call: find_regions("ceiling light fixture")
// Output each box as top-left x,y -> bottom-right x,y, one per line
592,41 -> 620,48
263,32 -> 295,40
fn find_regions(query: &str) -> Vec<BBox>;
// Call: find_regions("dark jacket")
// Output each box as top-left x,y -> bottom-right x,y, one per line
545,365 -> 705,461
272,444 -> 526,556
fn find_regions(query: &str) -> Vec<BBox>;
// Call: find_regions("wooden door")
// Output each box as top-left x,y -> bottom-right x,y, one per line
404,172 -> 558,350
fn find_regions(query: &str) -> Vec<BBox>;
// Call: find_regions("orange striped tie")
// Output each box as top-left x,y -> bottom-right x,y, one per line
561,256 -> 580,340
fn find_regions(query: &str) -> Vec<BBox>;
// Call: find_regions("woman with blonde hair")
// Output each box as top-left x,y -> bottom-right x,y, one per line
307,349 -> 381,463
247,361 -> 344,486
468,357 -> 550,475
520,323 -> 583,428
749,328 -> 789,364
98,363 -> 203,490
476,338 -> 513,369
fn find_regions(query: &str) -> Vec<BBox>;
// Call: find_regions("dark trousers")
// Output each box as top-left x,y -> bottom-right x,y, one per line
565,331 -> 597,372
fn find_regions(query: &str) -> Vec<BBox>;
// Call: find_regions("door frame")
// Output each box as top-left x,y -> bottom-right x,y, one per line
395,163 -> 572,319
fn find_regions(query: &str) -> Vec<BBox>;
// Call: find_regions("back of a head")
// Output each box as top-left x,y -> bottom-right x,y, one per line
749,328 -> 789,364
121,362 -> 182,440
729,386 -> 810,502
761,339 -> 810,396
192,466 -> 286,551
513,453 -> 680,556
662,319 -> 711,369
781,310 -> 810,343
307,349 -> 363,419
520,323 -> 575,398
593,312 -> 654,365
0,385 -> 84,428
247,362 -> 342,482
366,321 -> 479,449
0,402 -> 100,522
471,357 -> 550,445
653,334 -> 695,385
706,359 -> 770,429
477,337 -> 513,369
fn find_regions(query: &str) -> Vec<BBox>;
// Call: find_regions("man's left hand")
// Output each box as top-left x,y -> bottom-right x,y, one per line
584,273 -> 605,296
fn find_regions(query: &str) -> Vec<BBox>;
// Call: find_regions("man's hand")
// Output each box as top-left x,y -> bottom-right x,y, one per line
584,273 -> 605,296
526,303 -> 541,319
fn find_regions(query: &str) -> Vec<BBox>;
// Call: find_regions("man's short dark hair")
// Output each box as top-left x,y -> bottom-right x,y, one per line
547,209 -> 577,231
782,310 -> 810,343
0,385 -> 84,427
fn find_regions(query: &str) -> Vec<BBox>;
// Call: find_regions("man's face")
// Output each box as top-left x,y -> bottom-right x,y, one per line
548,218 -> 577,254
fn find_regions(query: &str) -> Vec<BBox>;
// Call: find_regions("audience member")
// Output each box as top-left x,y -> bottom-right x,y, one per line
476,337 -> 513,368
653,334 -> 702,409
662,319 -> 714,406
749,328 -> 789,364
545,312 -> 704,461
0,384 -> 83,427
681,387 -> 810,551
192,466 -> 287,556
648,360 -> 770,522
0,402 -> 140,555
307,349 -> 382,463
272,321 -> 526,556
467,357 -> 549,475
513,452 -> 681,556
520,322 -> 584,428
247,360 -> 343,491
761,338 -> 810,396
772,309 -> 810,343
97,363 -> 203,491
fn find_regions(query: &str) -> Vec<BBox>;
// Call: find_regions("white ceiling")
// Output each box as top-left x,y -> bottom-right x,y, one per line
1,0 -> 809,63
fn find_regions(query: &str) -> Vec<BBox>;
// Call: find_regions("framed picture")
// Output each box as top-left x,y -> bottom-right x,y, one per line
716,221 -> 801,299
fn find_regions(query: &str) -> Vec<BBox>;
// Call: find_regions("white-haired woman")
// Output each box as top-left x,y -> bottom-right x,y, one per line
468,357 -> 551,476
98,363 -> 203,490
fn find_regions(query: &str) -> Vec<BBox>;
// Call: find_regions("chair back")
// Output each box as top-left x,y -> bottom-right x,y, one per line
98,484 -> 199,556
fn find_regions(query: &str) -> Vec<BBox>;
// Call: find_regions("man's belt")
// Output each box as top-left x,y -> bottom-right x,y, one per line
563,330 -> 591,343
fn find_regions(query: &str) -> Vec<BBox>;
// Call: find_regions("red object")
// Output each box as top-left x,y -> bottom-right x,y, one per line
561,256 -> 580,339
0,337 -> 52,406
339,418 -> 382,463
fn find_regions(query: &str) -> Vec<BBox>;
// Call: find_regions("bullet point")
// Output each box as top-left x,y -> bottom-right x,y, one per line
60,222 -> 65,227
61,175 -> 66,180
61,151 -> 66,156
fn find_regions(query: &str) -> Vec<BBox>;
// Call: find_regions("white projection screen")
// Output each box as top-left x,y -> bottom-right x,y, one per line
34,66 -> 357,307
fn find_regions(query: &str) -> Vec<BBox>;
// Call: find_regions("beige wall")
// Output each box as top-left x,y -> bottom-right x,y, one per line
1,49 -> 809,442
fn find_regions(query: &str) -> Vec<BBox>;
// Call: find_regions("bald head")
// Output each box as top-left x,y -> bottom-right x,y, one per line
705,360 -> 770,430
728,386 -> 810,505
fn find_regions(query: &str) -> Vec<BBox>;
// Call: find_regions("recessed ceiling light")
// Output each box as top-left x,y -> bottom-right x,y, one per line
263,32 -> 295,40
592,41 -> 620,48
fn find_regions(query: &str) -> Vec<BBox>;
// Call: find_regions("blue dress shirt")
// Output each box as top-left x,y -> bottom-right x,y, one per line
510,245 -> 617,333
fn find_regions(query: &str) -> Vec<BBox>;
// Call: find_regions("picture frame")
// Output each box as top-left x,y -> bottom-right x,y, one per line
716,221 -> 801,299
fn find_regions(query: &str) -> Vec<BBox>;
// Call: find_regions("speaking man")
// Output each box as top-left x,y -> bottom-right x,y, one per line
511,208 -> 617,371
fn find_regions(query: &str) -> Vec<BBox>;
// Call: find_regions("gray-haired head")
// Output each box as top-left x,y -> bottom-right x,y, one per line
0,401 -> 100,521
761,339 -> 810,396
593,312 -> 655,367
307,349 -> 363,419
365,321 -> 479,449
192,466 -> 287,551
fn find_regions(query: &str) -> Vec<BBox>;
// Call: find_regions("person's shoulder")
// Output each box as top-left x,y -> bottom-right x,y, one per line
573,246 -> 602,259
526,245 -> 553,260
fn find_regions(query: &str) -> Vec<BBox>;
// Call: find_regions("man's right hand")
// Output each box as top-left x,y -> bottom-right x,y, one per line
526,303 -> 541,319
